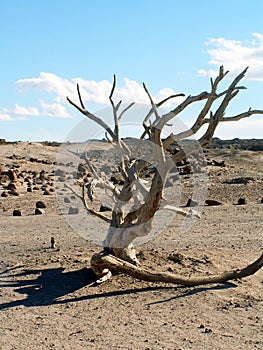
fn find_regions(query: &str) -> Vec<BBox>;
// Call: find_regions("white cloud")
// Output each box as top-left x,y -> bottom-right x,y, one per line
199,33 -> 263,80
14,104 -> 40,116
16,73 -> 183,108
40,100 -> 71,118
0,114 -> 13,121
0,73 -> 184,125
17,72 -> 76,103
1,101 -> 70,120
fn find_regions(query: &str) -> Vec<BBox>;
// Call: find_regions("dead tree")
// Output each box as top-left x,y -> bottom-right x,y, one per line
67,66 -> 263,285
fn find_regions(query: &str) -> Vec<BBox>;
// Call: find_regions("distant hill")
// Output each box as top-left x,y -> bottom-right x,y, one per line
1,138 -> 263,151
209,138 -> 263,151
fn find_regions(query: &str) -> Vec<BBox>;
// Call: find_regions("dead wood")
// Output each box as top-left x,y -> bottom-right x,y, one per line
91,252 -> 263,286
67,66 -> 263,285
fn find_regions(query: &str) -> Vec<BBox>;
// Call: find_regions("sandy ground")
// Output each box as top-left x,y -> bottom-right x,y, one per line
0,141 -> 262,350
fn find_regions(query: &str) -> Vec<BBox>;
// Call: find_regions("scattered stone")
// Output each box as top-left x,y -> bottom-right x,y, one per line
7,182 -> 17,191
13,209 -> 22,216
27,187 -> 33,192
36,201 -> 47,209
35,208 -> 45,215
185,199 -> 199,207
50,237 -> 57,249
8,190 -> 19,196
110,176 -> 119,185
54,169 -> 66,177
43,190 -> 52,195
68,206 -> 79,215
224,177 -> 254,185
25,177 -> 32,185
7,169 -> 17,181
212,159 -> 225,167
39,170 -> 46,180
99,205 -> 111,212
237,198 -> 247,205
168,252 -> 185,264
178,164 -> 192,175
205,199 -> 222,206
57,176 -> 66,182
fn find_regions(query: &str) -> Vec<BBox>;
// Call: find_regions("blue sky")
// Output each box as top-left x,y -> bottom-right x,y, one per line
1,0 -> 263,141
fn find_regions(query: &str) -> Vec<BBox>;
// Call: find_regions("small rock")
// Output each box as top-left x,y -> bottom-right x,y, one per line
7,182 -> 17,191
43,190 -> 52,195
25,177 -> 32,185
68,206 -> 79,215
185,199 -> 199,207
64,197 -> 71,203
99,205 -> 111,212
8,190 -> 19,196
7,169 -> 17,181
110,176 -> 119,185
54,169 -> 66,177
261,198 -> 263,204
13,209 -> 22,216
212,159 -> 225,167
39,170 -> 46,180
237,198 -> 246,205
36,201 -> 47,209
35,208 -> 45,215
57,176 -> 66,182
1,191 -> 8,197
27,187 -> 33,192
50,237 -> 57,249
205,199 -> 222,206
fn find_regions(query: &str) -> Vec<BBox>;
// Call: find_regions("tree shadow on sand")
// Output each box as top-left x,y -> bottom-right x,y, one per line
0,265 -> 237,310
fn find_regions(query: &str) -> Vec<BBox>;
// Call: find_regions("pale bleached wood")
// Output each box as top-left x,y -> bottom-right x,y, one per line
91,252 -> 263,286
67,66 -> 263,284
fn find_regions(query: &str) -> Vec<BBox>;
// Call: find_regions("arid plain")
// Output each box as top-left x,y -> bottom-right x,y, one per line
0,139 -> 262,350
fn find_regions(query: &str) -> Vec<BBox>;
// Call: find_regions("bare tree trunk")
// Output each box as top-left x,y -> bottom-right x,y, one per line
66,66 -> 263,286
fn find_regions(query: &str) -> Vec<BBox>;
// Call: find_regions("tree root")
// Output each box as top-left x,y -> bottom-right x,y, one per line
90,251 -> 263,286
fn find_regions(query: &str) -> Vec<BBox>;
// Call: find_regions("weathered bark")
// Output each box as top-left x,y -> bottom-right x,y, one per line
67,66 -> 263,285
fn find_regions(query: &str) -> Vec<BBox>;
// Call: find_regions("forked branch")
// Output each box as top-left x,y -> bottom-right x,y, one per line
67,66 -> 263,286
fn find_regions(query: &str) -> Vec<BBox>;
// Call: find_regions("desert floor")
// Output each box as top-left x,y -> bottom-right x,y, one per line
0,141 -> 262,350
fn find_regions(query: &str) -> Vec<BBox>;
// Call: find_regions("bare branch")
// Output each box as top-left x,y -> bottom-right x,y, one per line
118,102 -> 135,121
155,91 -> 211,131
64,183 -> 111,223
143,82 -> 160,121
160,202 -> 201,219
67,95 -> 116,140
83,152 -> 100,180
91,252 -> 263,286
77,83 -> 85,109
109,74 -> 117,101
222,109 -> 263,122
